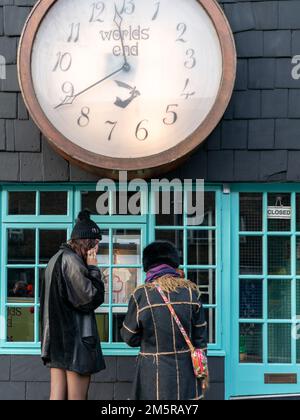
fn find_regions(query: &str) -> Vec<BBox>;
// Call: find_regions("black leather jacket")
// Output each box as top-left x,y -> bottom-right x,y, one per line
40,244 -> 106,375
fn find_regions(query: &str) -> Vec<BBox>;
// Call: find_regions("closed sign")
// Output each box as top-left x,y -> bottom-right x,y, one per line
267,206 -> 292,220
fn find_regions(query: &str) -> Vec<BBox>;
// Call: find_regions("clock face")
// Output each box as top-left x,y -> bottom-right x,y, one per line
30,0 -> 223,159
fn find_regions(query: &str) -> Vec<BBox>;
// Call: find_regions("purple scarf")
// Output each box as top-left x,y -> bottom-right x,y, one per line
145,264 -> 180,284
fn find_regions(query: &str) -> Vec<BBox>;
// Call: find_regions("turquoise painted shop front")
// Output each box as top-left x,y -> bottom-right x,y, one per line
1,183 -> 300,399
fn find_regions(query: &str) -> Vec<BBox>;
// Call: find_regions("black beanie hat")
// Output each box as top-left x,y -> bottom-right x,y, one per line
71,209 -> 102,240
143,241 -> 180,272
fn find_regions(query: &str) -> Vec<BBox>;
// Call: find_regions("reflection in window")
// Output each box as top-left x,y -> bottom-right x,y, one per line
7,307 -> 34,342
7,268 -> 35,302
240,323 -> 263,364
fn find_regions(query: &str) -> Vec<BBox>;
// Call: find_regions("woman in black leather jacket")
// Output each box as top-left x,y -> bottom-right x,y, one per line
40,210 -> 105,400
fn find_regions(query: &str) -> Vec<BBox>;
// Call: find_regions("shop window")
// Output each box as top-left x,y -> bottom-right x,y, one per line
8,192 -> 36,215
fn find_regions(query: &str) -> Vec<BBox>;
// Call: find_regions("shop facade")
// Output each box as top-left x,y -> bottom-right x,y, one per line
1,0 -> 300,401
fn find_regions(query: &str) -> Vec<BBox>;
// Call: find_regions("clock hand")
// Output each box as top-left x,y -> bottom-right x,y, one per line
54,64 -> 125,109
113,4 -> 130,72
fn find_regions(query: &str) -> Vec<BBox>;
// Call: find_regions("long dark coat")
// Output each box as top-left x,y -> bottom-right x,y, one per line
121,279 -> 207,400
40,244 -> 106,375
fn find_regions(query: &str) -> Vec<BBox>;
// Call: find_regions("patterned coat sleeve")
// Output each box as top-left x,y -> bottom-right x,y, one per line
192,292 -> 208,351
121,293 -> 142,347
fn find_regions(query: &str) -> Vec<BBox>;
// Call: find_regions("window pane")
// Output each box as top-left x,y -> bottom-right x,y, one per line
240,280 -> 263,319
297,280 -> 300,317
296,238 -> 300,275
8,192 -> 36,215
268,193 -> 291,232
101,268 -> 110,305
39,230 -> 67,264
40,191 -> 68,215
7,268 -> 35,302
113,230 -> 141,265
199,191 -> 215,227
296,194 -> 300,231
240,236 -> 262,275
7,307 -> 34,342
268,280 -> 291,319
97,230 -> 110,265
155,190 -> 184,226
205,308 -> 215,344
39,268 -> 46,299
113,314 -> 126,342
8,229 -> 35,264
188,269 -> 215,305
268,236 -> 291,275
96,314 -> 109,343
112,191 -> 141,216
112,268 -> 140,304
240,323 -> 263,364
155,230 -> 184,265
240,193 -> 262,232
188,230 -> 215,266
81,191 -> 109,215
268,324 -> 291,364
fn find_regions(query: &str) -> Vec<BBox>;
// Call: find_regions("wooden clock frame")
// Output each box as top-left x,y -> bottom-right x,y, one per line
18,0 -> 236,179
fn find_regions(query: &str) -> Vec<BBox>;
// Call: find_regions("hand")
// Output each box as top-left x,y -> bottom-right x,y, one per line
54,65 -> 125,109
202,374 -> 209,393
114,4 -> 130,71
87,246 -> 98,266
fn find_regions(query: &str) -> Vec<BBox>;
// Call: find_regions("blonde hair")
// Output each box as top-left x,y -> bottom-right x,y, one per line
138,275 -> 199,294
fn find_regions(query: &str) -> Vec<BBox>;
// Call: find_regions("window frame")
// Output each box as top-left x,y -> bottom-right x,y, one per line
0,183 -> 226,357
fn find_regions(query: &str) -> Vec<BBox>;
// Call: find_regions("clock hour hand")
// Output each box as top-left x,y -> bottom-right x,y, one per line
114,4 -> 130,72
54,64 -> 125,109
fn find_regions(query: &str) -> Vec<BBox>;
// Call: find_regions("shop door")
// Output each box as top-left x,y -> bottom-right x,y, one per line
230,189 -> 300,398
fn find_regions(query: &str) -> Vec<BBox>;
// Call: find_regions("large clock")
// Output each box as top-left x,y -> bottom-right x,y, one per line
18,0 -> 236,178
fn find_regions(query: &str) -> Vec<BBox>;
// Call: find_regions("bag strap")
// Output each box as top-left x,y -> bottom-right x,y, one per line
155,283 -> 195,353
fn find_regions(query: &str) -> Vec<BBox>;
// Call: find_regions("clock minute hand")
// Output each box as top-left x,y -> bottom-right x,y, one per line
114,5 -> 130,72
54,65 -> 125,109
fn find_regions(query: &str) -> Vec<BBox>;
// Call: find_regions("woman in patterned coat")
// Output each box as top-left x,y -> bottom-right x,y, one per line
121,241 -> 208,401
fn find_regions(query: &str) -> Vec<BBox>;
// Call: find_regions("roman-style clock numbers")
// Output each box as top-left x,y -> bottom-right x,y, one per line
18,0 -> 236,177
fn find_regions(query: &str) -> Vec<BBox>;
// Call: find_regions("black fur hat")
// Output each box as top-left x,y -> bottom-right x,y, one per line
71,209 -> 102,240
143,241 -> 180,272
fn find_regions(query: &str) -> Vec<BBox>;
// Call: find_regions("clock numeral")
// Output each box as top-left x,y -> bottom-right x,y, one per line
53,52 -> 72,72
106,121 -> 117,141
181,79 -> 195,100
78,107 -> 90,127
152,2 -> 160,21
68,22 -> 80,43
163,104 -> 178,126
55,82 -> 75,109
120,0 -> 135,15
90,2 -> 105,23
184,49 -> 196,69
176,23 -> 187,43
136,120 -> 149,141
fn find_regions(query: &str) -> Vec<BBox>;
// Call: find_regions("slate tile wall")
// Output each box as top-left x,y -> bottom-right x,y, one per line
0,355 -> 224,400
0,1 -> 299,182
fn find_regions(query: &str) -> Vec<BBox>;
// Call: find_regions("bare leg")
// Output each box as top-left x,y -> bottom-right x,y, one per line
50,368 -> 67,400
66,371 -> 91,401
